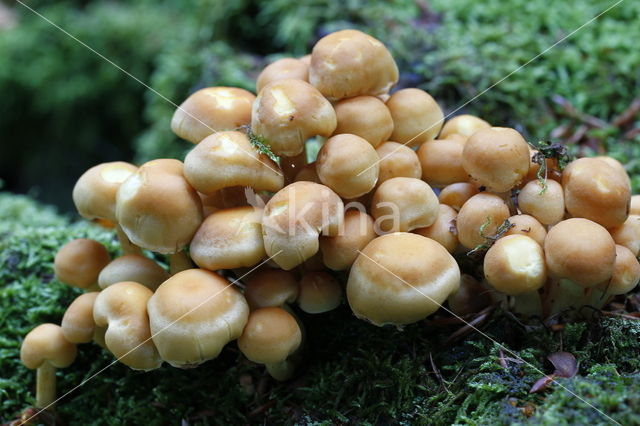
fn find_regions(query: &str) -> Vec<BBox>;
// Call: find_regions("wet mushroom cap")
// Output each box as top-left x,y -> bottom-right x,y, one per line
439,115 -> 490,140
256,58 -> 309,93
297,271 -> 342,314
503,214 -> 547,247
61,292 -> 100,344
455,193 -> 510,250
438,182 -> 479,211
237,307 -> 302,364
386,88 -> 444,147
98,254 -> 169,291
347,232 -> 460,326
413,204 -> 458,253
609,214 -> 640,257
332,96 -> 394,147
244,268 -> 299,310
418,137 -> 468,187
320,210 -> 376,270
517,179 -> 565,225
20,324 -> 77,369
604,245 -> 640,295
171,87 -> 255,144
54,239 -> 110,289
375,141 -> 422,185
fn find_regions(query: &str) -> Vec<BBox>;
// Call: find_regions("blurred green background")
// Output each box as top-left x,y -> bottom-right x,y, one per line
1,0 -> 639,211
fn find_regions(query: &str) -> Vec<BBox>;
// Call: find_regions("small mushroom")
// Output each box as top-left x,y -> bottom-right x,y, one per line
438,182 -> 479,211
93,281 -> 162,370
297,271 -> 342,314
244,268 -> 299,310
61,292 -> 99,344
98,254 -> 169,291
20,324 -> 77,408
332,96 -> 393,147
504,214 -> 547,246
629,195 -> 640,215
375,141 -> 422,185
386,88 -> 444,148
456,193 -> 510,249
439,114 -> 490,140
320,210 -> 376,270
518,179 -> 565,225
54,239 -> 110,290
414,204 -> 459,253
592,245 -> 640,308
418,137 -> 468,187
256,58 -> 309,93
609,215 -> 640,257
171,87 -> 256,144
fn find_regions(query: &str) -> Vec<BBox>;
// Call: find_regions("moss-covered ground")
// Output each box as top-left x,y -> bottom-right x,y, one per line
1,192 -> 639,424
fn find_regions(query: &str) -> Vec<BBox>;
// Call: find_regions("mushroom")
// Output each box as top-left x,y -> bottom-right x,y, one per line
503,214 -> 547,246
370,177 -> 439,234
309,29 -> 398,100
199,186 -> 267,216
280,151 -> 308,184
347,233 -> 460,326
438,182 -> 479,211
190,206 -> 266,270
256,58 -> 309,93
332,96 -> 394,147
20,324 -> 77,408
562,157 -> 630,228
251,79 -> 337,157
456,193 -> 510,249
609,215 -> 640,257
93,281 -> 162,370
54,239 -> 110,290
238,307 -> 302,380
375,141 -> 422,185
293,163 -> 322,183
417,137 -> 468,187
147,269 -> 249,367
262,182 -> 343,270
629,194 -> 640,215
244,268 -> 299,310
517,179 -> 565,225
316,134 -> 380,199
98,254 -> 169,291
297,271 -> 342,314
439,114 -> 490,140
447,275 -> 492,316
171,87 -> 256,144
320,210 -> 376,270
414,204 -> 459,253
61,292 -> 99,344
184,131 -> 284,194
462,127 -> 530,192
386,88 -> 444,148
594,155 -> 631,189
590,244 -> 640,309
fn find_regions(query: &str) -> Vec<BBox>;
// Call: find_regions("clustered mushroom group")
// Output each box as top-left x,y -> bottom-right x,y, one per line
21,29 -> 640,412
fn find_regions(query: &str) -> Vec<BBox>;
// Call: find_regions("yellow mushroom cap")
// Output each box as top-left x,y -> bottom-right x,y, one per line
320,210 -> 376,271
603,245 -> 640,296
98,254 -> 169,291
54,239 -> 110,289
171,87 -> 255,144
503,214 -> 547,247
297,271 -> 342,314
347,233 -> 460,326
414,204 -> 458,253
332,96 -> 394,147
237,307 -> 302,364
629,195 -> 640,215
147,269 -> 249,367
438,182 -> 479,211
456,193 -> 510,250
61,292 -> 99,344
375,141 -> 422,185
309,29 -> 398,100
439,114 -> 490,140
115,159 -> 203,254
544,218 -> 616,287
386,88 -> 444,148
21,324 -> 77,369
256,58 -> 309,93
190,206 -> 266,270
94,281 -> 162,370
418,137 -> 468,187
609,215 -> 640,257
72,161 -> 138,222
244,268 -> 299,310
517,179 -> 565,225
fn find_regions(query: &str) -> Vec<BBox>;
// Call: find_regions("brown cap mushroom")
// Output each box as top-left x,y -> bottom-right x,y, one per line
297,271 -> 342,314
609,214 -> 640,257
262,182 -> 343,270
309,29 -> 398,100
414,204 -> 458,253
316,134 -> 380,199
244,268 -> 299,310
98,254 -> 169,291
439,114 -> 490,140
418,137 -> 468,187
116,159 -> 203,254
256,58 -> 309,93
184,131 -> 284,194
332,96 -> 393,147
517,179 -> 565,225
93,281 -> 162,370
171,87 -> 256,144
190,206 -> 265,270
602,245 -> 640,296
438,182 -> 479,211
503,214 -> 547,246
347,233 -> 460,326
456,193 -> 510,250
320,210 -> 376,270
375,141 -> 422,185
251,79 -> 337,157
147,269 -> 249,367
386,88 -> 444,147
629,194 -> 640,215
20,324 -> 77,408
61,292 -> 100,344
54,239 -> 110,290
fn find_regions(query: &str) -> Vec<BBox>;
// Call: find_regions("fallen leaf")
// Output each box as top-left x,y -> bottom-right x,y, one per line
529,374 -> 556,393
548,351 -> 578,378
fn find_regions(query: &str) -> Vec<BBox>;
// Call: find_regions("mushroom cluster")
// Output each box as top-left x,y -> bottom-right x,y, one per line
21,28 -> 639,409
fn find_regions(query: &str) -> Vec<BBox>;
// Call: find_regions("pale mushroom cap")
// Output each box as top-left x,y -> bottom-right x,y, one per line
190,206 -> 265,270
184,131 -> 284,194
256,58 -> 309,93
244,268 -> 299,310
171,87 -> 256,144
456,193 -> 510,249
316,134 -> 380,199
347,233 -> 460,326
604,245 -> 640,295
116,159 -> 203,254
462,127 -> 530,192
562,157 -> 630,228
504,214 -> 547,247
518,179 -> 565,225
297,271 -> 342,314
309,29 -> 398,100
332,96 -> 393,147
438,182 -> 479,211
21,324 -> 77,369
418,138 -> 467,187
483,235 -> 547,296
54,239 -> 110,289
147,269 -> 249,367
299,54 -> 311,66
375,141 -> 422,185
439,114 -> 491,140
262,182 -> 344,270
61,292 -> 99,344
251,79 -> 337,157
72,161 -> 138,222
609,214 -> 640,257
629,195 -> 640,215
414,204 -> 458,253
544,218 -> 616,287
237,307 -> 302,364
371,177 -> 439,234
387,88 -> 444,147
98,254 -> 169,291
320,210 -> 376,270
94,281 -> 162,370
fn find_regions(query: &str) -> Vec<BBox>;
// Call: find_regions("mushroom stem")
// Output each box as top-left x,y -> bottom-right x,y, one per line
265,357 -> 298,381
542,279 -> 583,319
35,362 -> 56,409
169,251 -> 194,275
510,291 -> 542,317
116,225 -> 142,255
